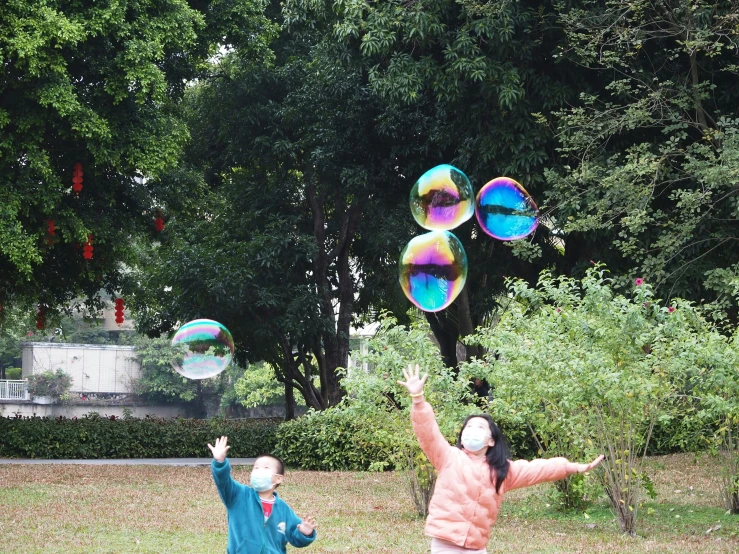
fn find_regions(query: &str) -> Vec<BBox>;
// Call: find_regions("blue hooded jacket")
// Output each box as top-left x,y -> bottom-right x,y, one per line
212,459 -> 317,554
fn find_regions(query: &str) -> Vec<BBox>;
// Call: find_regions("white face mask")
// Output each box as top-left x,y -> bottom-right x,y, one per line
461,427 -> 491,452
250,469 -> 275,492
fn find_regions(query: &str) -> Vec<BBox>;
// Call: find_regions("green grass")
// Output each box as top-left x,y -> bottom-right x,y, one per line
0,453 -> 737,553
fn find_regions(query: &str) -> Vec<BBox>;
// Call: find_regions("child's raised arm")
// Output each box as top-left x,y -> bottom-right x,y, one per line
209,436 -> 242,508
504,454 -> 604,492
398,364 -> 451,470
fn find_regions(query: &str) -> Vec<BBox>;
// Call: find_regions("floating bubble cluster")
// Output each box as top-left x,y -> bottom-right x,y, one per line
475,177 -> 539,240
409,165 -> 474,231
171,319 -> 234,380
398,231 -> 468,312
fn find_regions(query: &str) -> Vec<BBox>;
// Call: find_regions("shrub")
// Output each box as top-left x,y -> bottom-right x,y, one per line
27,369 -> 71,398
5,367 -> 22,380
274,406 -> 401,471
0,414 -> 279,459
463,267 -> 726,535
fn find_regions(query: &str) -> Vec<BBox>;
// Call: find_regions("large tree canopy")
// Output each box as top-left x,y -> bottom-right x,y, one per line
130,29 -> 430,412
282,0 -> 739,361
0,0 -> 273,320
546,0 -> 739,316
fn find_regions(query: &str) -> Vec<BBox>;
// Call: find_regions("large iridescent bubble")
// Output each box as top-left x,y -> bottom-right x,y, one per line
171,319 -> 234,380
475,177 -> 539,240
398,231 -> 468,312
409,165 -> 475,231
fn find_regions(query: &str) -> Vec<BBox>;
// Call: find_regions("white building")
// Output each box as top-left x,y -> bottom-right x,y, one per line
21,342 -> 140,395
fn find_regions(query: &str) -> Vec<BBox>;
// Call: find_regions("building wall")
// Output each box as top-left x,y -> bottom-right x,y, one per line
21,343 -> 141,394
0,401 -> 184,419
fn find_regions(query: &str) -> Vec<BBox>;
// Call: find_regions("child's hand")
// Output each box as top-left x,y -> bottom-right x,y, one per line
207,436 -> 231,463
297,515 -> 317,536
397,364 -> 428,397
573,454 -> 605,474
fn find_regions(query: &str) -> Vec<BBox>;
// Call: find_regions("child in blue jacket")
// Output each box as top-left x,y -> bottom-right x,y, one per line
209,436 -> 317,554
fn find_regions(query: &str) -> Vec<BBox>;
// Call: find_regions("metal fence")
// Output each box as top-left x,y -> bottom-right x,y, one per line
0,379 -> 29,401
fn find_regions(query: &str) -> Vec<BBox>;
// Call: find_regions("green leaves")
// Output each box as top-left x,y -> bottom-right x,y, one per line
0,0 -> 272,312
547,0 -> 739,308
0,414 -> 279,459
462,266 -> 739,533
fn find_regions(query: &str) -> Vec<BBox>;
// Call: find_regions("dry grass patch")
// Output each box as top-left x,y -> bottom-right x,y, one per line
0,454 -> 737,553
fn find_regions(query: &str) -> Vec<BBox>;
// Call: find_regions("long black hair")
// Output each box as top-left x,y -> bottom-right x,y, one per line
456,414 -> 510,493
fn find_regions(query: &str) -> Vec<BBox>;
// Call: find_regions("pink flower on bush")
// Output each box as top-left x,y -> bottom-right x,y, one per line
27,332 -> 33,337
668,307 -> 675,313
635,278 -> 644,286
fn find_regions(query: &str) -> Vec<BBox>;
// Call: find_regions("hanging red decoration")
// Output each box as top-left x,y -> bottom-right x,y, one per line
36,305 -> 46,330
114,298 -> 125,326
45,219 -> 56,246
72,163 -> 84,195
83,234 -> 93,260
154,216 -> 165,232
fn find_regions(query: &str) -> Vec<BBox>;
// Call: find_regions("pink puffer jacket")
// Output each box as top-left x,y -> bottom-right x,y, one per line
412,401 -> 574,550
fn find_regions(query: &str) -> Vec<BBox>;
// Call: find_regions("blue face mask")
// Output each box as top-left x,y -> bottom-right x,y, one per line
250,469 -> 274,492
461,427 -> 491,453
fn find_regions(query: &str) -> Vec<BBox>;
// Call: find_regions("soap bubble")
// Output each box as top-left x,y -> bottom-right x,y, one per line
409,165 -> 475,231
171,319 -> 234,380
475,177 -> 539,240
398,231 -> 468,312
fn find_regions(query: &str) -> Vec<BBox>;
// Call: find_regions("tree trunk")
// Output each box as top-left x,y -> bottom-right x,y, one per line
455,285 -> 479,362
284,380 -> 296,420
425,310 -> 459,369
195,381 -> 207,419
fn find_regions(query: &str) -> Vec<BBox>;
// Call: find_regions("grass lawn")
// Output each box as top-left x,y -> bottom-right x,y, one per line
0,453 -> 737,553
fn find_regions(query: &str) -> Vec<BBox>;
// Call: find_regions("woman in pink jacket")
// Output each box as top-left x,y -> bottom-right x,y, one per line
398,365 -> 604,554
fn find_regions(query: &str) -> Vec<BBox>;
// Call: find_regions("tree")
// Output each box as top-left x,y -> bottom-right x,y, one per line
0,0 -> 273,319
280,0 -> 601,366
545,0 -> 739,315
283,0 -> 739,363
130,14 -> 444,412
0,305 -> 33,379
131,336 -> 244,418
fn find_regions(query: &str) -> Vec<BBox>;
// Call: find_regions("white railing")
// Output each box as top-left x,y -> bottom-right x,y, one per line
0,379 -> 29,401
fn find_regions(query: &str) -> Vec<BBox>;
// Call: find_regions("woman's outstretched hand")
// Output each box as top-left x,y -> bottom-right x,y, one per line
573,454 -> 605,474
397,364 -> 428,397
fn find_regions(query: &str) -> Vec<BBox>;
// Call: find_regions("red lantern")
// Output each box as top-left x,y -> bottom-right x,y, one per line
45,219 -> 56,246
154,216 -> 165,232
72,163 -> 84,195
83,234 -> 93,260
36,305 -> 45,330
114,298 -> 125,326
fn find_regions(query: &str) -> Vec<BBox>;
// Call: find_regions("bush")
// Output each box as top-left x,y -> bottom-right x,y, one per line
274,407 -> 401,471
0,414 -> 280,459
27,369 -> 71,398
271,315 -> 539,475
463,267 -> 725,535
5,367 -> 22,380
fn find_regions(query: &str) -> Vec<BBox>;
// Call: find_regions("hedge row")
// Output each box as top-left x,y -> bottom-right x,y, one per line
0,414 -> 280,459
0,408 -> 700,465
